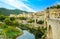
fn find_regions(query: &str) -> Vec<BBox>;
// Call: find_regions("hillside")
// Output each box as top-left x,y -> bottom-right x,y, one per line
0,8 -> 33,16
47,4 -> 60,9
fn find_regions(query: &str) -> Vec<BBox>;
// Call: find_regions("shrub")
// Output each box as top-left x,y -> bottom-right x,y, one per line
0,15 -> 6,22
19,17 -> 27,20
10,17 -> 15,21
37,20 -> 44,24
28,19 -> 35,23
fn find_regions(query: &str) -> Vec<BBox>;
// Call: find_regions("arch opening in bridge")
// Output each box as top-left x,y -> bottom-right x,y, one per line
48,25 -> 53,39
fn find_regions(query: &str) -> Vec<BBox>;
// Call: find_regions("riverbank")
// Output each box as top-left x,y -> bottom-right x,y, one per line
16,30 -> 35,39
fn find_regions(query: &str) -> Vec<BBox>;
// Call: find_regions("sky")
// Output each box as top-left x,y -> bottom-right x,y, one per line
0,0 -> 60,12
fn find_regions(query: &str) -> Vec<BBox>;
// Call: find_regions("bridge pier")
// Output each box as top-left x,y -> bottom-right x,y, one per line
47,18 -> 60,39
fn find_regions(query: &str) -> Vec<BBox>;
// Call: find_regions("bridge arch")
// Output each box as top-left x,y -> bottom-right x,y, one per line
47,24 -> 53,39
47,18 -> 60,39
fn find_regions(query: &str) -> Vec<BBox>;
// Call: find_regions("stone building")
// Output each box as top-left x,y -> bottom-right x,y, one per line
45,4 -> 60,39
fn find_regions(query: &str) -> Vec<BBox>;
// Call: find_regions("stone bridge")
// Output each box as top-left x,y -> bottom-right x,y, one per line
47,18 -> 60,39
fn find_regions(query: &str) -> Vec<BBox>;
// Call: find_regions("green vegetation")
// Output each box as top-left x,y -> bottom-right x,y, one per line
4,18 -> 12,25
37,20 -> 44,24
0,15 -> 23,39
0,8 -> 33,16
18,24 -> 47,39
19,17 -> 27,20
27,19 -> 35,23
0,23 -> 23,39
29,27 -> 47,39
3,17 -> 19,26
1,4 -> 60,39
0,15 -> 6,22
0,14 -> 46,39
47,4 -> 60,9
10,17 -> 15,21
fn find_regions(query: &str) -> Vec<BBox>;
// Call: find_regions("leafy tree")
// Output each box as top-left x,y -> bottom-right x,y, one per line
28,19 -> 35,23
19,17 -> 27,20
4,17 -> 19,26
10,17 -> 15,21
0,23 -> 8,29
19,24 -> 30,30
29,26 -> 47,39
37,20 -> 44,24
0,15 -> 6,22
47,5 -> 60,9
0,23 -> 23,39
4,18 -> 12,25
12,20 -> 19,26
57,5 -> 60,8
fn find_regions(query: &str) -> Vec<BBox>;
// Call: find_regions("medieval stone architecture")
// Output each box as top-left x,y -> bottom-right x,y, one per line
45,4 -> 60,39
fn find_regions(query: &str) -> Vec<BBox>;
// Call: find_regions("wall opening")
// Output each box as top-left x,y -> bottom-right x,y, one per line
48,25 -> 53,39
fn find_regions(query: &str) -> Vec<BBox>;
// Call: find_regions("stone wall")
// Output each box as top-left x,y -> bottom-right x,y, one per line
47,18 -> 60,39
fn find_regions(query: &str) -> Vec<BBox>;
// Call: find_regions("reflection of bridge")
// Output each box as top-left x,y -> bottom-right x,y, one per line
47,18 -> 60,39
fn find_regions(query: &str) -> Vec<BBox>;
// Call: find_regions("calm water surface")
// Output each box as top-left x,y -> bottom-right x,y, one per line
16,30 -> 35,39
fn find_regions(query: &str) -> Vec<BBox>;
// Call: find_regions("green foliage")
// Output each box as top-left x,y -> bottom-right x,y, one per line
28,19 -> 35,23
12,20 -> 19,26
0,23 -> 23,38
47,5 -> 60,9
37,20 -> 44,24
5,26 -> 23,38
19,24 -> 47,39
0,8 -> 30,16
10,17 -> 15,21
19,17 -> 27,20
4,17 -> 19,26
19,24 -> 30,30
4,18 -> 12,25
0,15 -> 6,22
0,14 -> 46,39
0,23 -> 8,29
29,26 -> 47,39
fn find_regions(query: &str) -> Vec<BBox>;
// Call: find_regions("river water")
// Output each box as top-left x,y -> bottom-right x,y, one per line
16,30 -> 35,39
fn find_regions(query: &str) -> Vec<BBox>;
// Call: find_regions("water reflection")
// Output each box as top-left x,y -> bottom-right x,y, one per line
16,30 -> 35,39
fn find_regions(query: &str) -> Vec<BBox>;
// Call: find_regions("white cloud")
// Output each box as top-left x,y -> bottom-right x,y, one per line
0,0 -> 36,12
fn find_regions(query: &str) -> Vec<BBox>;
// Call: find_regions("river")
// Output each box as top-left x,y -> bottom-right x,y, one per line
16,30 -> 35,39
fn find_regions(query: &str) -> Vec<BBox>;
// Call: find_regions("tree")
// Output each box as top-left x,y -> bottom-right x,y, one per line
4,18 -> 12,25
47,5 -> 60,9
56,5 -> 60,9
37,20 -> 44,24
0,23 -> 23,39
29,26 -> 47,39
10,17 -> 15,21
12,20 -> 19,26
0,15 -> 6,22
28,19 -> 35,23
19,17 -> 27,20
4,17 -> 19,26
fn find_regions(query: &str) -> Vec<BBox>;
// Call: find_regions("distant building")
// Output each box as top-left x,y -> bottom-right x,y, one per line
9,14 -> 17,17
